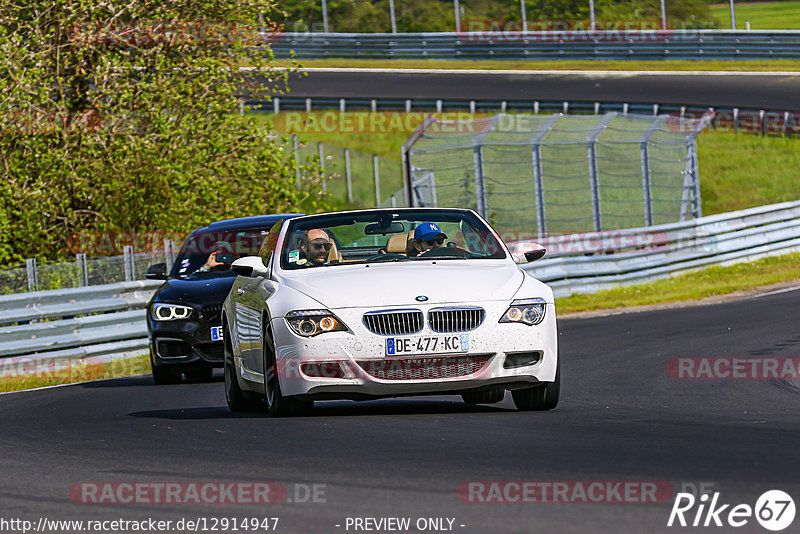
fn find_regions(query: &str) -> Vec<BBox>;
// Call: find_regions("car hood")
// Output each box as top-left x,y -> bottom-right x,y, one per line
279,261 -> 524,309
151,274 -> 236,306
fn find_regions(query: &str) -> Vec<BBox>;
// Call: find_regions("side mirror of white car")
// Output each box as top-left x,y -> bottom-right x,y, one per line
231,256 -> 269,278
512,244 -> 546,264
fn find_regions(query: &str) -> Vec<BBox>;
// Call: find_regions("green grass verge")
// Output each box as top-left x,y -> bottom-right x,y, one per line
0,354 -> 151,393
277,58 -> 800,72
555,252 -> 800,314
697,133 -> 800,214
711,1 -> 800,30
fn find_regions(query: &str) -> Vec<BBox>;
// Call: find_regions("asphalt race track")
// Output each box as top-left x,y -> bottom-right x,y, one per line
2,288 -> 799,533
285,68 -> 800,109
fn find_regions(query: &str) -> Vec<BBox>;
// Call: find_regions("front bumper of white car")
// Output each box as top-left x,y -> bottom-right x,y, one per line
270,301 -> 558,399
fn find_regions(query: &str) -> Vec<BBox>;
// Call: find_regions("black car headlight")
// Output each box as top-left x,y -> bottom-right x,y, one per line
151,304 -> 193,321
499,298 -> 547,326
285,310 -> 347,337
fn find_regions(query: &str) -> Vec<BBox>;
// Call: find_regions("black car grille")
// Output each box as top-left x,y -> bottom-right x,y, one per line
201,304 -> 223,324
363,310 -> 423,336
195,343 -> 224,362
356,355 -> 491,380
428,307 -> 485,333
156,339 -> 191,359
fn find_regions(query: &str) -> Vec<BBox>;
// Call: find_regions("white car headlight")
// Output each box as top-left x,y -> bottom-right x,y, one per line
285,310 -> 348,337
151,304 -> 193,321
499,298 -> 547,326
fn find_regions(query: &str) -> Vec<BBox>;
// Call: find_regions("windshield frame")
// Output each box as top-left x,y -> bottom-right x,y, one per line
276,208 -> 511,273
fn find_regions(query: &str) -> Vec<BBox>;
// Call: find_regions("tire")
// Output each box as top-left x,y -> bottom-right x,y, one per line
511,353 -> 560,411
151,353 -> 181,385
462,387 -> 505,405
224,328 -> 260,412
263,324 -> 313,417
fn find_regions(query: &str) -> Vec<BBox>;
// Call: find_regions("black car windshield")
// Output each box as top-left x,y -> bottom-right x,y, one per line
171,229 -> 270,278
281,210 -> 507,270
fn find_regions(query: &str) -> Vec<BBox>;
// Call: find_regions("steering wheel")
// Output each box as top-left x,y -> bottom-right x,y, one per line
418,246 -> 469,258
365,253 -> 406,262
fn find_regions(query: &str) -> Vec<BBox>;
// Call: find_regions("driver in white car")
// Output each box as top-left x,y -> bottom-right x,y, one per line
410,222 -> 447,255
299,228 -> 333,266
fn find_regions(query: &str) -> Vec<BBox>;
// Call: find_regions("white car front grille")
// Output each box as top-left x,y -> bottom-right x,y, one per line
362,309 -> 424,336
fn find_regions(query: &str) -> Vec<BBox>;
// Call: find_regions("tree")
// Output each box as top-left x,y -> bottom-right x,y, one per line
0,0 -> 322,263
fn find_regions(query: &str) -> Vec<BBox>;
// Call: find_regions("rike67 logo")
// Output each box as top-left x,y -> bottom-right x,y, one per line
668,490 -> 795,531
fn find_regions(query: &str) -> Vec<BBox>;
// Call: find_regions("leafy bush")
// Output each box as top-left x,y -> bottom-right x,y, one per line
0,0 -> 325,264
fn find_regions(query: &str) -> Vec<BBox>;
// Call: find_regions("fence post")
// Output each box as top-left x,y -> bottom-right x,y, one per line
640,143 -> 654,227
293,134 -> 301,188
530,114 -> 560,239
345,148 -> 353,203
26,258 -> 38,292
639,115 -> 667,227
373,155 -> 381,207
318,142 -> 327,194
689,139 -> 703,218
472,146 -> 488,220
123,245 -> 134,281
164,239 -> 175,271
471,115 -> 503,221
586,113 -> 616,232
76,253 -> 89,286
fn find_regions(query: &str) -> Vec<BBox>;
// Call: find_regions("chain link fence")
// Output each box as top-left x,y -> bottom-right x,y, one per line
284,135 -> 405,208
1,247 -> 174,296
404,112 -> 712,237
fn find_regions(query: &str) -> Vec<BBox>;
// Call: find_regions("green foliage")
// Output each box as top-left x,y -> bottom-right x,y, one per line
0,0 -> 325,263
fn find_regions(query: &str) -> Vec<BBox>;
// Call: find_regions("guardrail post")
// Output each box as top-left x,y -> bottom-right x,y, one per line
273,97 -> 280,114
123,246 -> 134,281
373,155 -> 381,207
345,148 -> 353,203
26,258 -> 38,292
318,142 -> 327,194
305,98 -> 312,113
76,253 -> 89,286
405,99 -> 412,113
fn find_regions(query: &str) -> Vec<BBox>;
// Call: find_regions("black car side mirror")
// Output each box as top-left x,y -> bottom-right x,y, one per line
146,263 -> 167,280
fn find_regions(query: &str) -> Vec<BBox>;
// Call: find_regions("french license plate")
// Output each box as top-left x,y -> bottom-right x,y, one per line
210,326 -> 223,341
386,334 -> 469,356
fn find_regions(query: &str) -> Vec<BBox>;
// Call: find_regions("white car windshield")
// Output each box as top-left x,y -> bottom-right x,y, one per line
281,209 -> 507,269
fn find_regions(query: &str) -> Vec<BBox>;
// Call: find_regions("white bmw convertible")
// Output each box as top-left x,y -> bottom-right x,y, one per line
222,208 -> 559,416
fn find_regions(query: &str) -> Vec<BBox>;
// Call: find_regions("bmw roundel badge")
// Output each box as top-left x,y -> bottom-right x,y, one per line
415,295 -> 428,302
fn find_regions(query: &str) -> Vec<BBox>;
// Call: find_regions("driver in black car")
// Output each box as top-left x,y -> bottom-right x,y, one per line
193,241 -> 234,274
412,222 -> 447,255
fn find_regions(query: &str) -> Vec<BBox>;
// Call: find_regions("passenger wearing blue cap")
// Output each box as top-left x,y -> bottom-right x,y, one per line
411,222 -> 447,256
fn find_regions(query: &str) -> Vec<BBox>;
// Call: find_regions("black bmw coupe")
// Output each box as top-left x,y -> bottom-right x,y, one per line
145,214 -> 302,384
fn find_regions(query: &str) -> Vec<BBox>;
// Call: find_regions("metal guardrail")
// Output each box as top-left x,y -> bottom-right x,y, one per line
521,200 -> 800,298
0,281 -> 161,376
261,98 -> 800,139
2,201 -> 799,373
268,30 -> 800,60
